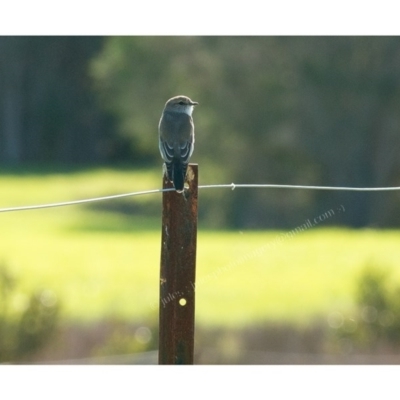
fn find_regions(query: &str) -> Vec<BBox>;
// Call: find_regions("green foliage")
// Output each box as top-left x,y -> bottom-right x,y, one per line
332,265 -> 400,351
2,38 -> 400,227
90,37 -> 400,228
92,317 -> 158,358
0,264 -> 59,363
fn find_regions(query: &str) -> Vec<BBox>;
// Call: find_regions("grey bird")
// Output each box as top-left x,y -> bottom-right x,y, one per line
158,95 -> 198,192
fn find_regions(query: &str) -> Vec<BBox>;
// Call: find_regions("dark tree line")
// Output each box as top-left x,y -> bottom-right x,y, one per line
0,37 -> 122,164
1,36 -> 400,228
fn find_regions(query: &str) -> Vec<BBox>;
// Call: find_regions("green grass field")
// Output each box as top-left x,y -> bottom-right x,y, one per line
0,166 -> 399,328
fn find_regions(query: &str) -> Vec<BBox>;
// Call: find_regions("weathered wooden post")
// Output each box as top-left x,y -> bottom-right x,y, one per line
158,164 -> 198,364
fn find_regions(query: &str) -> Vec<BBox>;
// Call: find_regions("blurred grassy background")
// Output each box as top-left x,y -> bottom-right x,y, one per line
1,167 -> 399,329
1,36 -> 400,363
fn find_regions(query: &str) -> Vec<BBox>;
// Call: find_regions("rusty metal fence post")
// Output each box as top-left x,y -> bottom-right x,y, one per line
159,164 -> 198,364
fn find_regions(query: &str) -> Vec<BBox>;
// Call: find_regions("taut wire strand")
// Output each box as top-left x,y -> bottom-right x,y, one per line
198,183 -> 400,191
0,183 -> 399,213
0,188 -> 176,213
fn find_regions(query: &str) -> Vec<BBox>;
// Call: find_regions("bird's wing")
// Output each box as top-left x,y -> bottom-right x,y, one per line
159,111 -> 194,163
179,140 -> 194,164
159,138 -> 174,163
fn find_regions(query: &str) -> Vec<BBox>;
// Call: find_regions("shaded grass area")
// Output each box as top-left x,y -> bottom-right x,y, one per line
0,166 -> 399,329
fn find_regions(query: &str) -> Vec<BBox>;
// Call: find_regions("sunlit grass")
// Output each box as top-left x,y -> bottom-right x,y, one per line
196,229 -> 400,326
0,166 -> 399,328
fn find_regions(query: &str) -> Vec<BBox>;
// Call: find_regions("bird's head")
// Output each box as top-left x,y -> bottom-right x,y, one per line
164,95 -> 198,116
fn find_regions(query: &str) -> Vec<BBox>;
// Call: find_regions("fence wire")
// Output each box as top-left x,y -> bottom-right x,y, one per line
0,183 -> 399,213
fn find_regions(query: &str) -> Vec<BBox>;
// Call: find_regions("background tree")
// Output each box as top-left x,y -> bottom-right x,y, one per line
0,36 -> 118,164
91,36 -> 400,228
1,36 -> 400,228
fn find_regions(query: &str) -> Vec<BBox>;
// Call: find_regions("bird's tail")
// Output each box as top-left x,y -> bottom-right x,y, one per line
166,160 -> 187,192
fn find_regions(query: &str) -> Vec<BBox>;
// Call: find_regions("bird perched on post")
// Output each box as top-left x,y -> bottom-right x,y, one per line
158,95 -> 198,192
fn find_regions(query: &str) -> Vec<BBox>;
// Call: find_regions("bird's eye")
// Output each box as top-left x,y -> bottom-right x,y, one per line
178,101 -> 185,105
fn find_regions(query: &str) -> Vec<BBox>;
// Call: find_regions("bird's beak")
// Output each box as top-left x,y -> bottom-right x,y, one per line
191,101 -> 199,106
